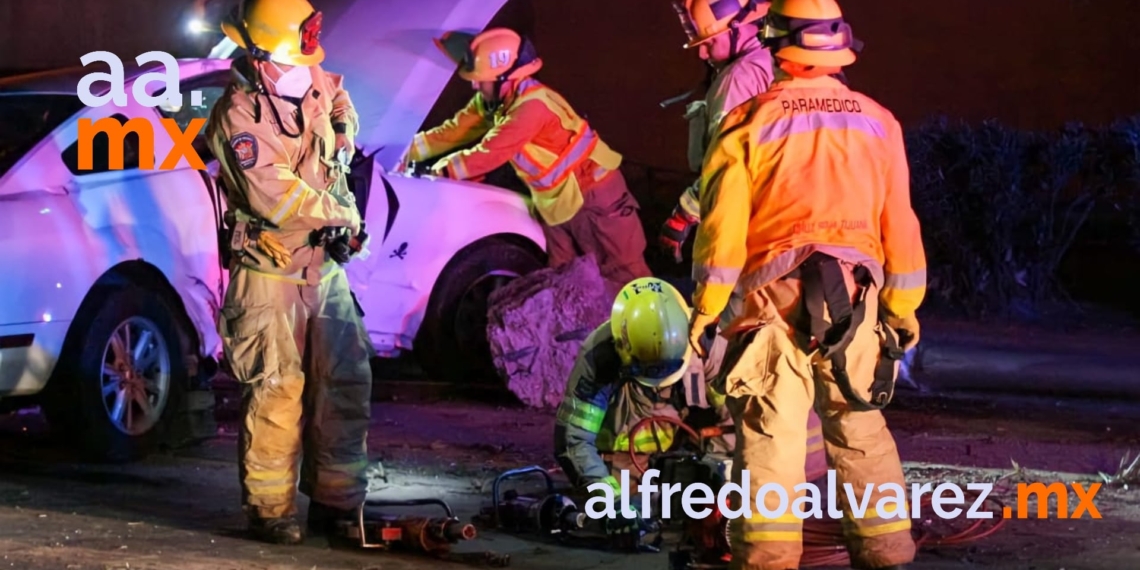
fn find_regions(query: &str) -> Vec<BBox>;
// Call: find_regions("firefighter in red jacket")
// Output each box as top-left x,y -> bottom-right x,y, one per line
400,28 -> 653,286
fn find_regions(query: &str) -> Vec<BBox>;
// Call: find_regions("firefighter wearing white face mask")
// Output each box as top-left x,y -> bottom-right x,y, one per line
207,0 -> 374,546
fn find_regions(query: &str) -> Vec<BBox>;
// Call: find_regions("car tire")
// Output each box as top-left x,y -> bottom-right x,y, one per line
42,284 -> 186,463
416,237 -> 545,384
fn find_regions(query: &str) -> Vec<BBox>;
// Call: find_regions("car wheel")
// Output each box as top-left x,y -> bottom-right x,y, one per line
417,237 -> 545,384
43,284 -> 186,463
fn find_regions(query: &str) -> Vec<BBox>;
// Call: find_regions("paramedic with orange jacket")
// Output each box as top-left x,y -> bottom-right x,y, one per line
686,1 -> 925,569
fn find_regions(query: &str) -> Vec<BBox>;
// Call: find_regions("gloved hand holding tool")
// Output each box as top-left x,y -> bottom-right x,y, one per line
335,132 -> 355,165
321,223 -> 369,265
604,498 -> 661,553
605,499 -> 644,536
428,161 -> 452,179
659,204 -> 699,263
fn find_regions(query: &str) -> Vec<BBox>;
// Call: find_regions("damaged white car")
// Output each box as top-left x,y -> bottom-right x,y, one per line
0,0 -> 542,461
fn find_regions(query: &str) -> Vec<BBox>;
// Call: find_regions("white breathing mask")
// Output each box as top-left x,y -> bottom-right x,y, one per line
267,62 -> 313,99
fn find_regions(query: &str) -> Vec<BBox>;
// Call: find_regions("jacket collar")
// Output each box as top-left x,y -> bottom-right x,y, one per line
770,73 -> 847,91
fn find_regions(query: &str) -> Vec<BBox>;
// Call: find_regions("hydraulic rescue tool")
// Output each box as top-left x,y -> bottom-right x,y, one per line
338,498 -> 510,567
621,415 -> 739,570
475,465 -> 588,537
474,465 -> 663,553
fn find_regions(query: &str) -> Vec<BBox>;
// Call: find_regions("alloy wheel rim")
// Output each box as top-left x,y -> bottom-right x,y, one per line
99,316 -> 172,436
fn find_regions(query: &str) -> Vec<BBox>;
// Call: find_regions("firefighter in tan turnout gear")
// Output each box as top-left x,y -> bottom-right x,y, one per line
687,0 -> 925,568
207,0 -> 374,545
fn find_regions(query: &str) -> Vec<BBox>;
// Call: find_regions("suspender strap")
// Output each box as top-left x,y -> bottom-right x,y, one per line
796,252 -> 900,411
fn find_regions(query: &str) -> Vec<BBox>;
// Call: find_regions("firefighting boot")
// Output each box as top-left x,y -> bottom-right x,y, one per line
307,501 -> 357,537
248,516 -> 304,545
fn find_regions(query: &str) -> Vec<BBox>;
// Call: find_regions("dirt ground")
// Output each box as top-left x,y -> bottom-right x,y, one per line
1,386 -> 1139,570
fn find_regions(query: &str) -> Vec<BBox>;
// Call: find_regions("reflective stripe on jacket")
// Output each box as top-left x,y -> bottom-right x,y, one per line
691,74 -> 927,323
207,57 -> 361,282
411,78 -> 622,226
553,323 -> 732,493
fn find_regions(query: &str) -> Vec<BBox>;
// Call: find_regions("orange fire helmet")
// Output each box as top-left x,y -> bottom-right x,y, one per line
673,0 -> 770,49
221,0 -> 325,66
434,28 -> 542,83
761,0 -> 860,67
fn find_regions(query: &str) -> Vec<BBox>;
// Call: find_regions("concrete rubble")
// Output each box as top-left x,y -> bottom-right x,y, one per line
485,254 -> 614,408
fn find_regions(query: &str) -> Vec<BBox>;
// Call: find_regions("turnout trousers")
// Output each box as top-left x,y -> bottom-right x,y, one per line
219,264 -> 373,520
718,258 -> 915,570
540,170 -> 653,286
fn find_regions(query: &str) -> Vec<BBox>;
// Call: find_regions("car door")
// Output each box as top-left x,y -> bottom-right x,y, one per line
52,70 -> 232,361
153,70 -> 233,303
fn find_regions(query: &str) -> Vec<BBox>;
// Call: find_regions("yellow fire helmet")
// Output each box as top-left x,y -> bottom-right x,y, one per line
673,0 -> 770,49
610,277 -> 694,389
222,0 -> 325,66
434,28 -> 543,83
762,0 -> 860,67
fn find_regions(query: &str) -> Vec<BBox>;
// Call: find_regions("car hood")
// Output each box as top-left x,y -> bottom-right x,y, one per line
209,0 -> 509,169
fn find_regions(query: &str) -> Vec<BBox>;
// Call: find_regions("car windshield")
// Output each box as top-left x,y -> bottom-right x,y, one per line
0,94 -> 86,177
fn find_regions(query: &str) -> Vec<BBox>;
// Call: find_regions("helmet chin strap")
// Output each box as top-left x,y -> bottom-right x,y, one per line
483,77 -> 509,116
724,0 -> 762,63
483,36 -> 536,116
231,0 -> 303,138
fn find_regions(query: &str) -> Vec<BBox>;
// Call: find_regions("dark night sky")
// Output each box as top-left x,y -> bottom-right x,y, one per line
505,0 -> 1140,170
3,0 -> 1138,170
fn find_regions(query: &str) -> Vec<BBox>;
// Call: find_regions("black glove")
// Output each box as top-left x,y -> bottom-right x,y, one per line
658,206 -> 699,263
323,224 -> 369,265
605,499 -> 646,536
327,232 -> 353,264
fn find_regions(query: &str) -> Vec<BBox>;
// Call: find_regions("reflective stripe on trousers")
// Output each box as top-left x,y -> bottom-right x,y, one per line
720,267 -> 916,570
741,511 -> 803,543
842,506 -> 912,539
223,265 -> 373,519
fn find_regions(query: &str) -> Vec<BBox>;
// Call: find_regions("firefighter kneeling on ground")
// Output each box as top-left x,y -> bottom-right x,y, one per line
399,28 -> 653,286
553,277 -> 827,538
686,0 -> 925,568
208,0 -> 375,546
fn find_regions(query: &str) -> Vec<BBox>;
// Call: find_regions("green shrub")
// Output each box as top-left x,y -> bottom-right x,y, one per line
906,116 -> 1140,318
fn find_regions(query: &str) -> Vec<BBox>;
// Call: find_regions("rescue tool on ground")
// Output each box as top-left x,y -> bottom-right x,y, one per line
473,465 -> 664,553
474,465 -> 588,538
340,497 -> 509,567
